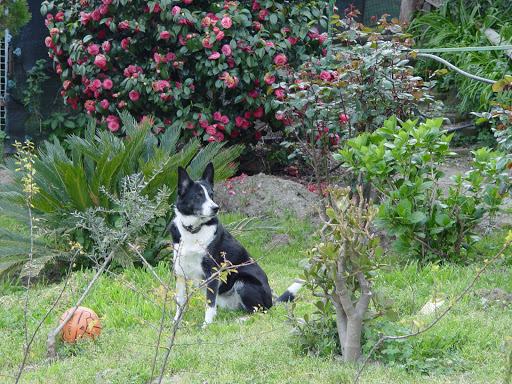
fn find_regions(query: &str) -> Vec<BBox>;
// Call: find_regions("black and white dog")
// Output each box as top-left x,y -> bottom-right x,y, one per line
168,162 -> 303,325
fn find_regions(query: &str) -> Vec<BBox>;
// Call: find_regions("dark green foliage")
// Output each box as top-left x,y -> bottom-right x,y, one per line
408,0 -> 512,112
0,0 -> 31,37
0,111 -> 243,276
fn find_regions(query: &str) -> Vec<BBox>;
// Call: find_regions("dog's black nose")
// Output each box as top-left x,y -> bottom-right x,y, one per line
212,206 -> 219,214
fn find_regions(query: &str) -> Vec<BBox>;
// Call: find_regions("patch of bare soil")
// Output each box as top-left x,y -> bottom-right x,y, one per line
0,167 -> 12,184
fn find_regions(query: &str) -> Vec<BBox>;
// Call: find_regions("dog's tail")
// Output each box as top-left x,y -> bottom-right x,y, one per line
273,278 -> 305,304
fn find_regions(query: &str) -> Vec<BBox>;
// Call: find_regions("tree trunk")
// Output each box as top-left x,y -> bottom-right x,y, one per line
400,0 -> 426,21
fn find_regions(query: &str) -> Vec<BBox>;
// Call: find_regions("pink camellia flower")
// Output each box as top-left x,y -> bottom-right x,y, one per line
213,111 -> 222,121
119,21 -> 130,29
252,1 -> 260,10
118,101 -> 125,108
216,31 -> 225,41
221,44 -> 232,56
103,78 -> 113,90
45,37 -> 54,48
94,54 -> 108,70
320,71 -> 332,81
208,52 -> 220,60
166,52 -> 177,61
152,3 -> 162,12
80,12 -> 91,25
265,41 -> 275,48
221,16 -> 232,29
264,72 -> 275,85
121,38 -> 130,50
67,57 -> 73,67
55,11 -> 64,21
206,125 -> 216,136
49,28 -> 59,37
183,0 -> 193,3
287,37 -> 297,45
308,27 -> 319,39
253,21 -> 262,31
87,44 -> 100,56
274,53 -> 287,65
99,4 -> 109,14
275,111 -> 285,120
330,134 -> 340,146
186,121 -> 196,130
319,33 -> 328,44
63,80 -> 72,90
202,37 -> 213,49
253,106 -> 264,118
160,31 -> 171,39
100,41 -> 110,53
220,115 -> 229,124
202,16 -> 212,28
255,131 -> 262,140
100,99 -> 109,109
274,89 -> 285,100
129,90 -> 140,101
92,9 -> 101,21
258,9 -> 268,20
102,0 -> 113,4
178,35 -> 186,45
106,115 -> 120,132
84,100 -> 95,113
215,131 -> 225,141
339,113 -> 349,124
219,71 -> 239,88
248,90 -> 258,98
227,58 -> 235,68
92,79 -> 102,89
172,6 -> 181,15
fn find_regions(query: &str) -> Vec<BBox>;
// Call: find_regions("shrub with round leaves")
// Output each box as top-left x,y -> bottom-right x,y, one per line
41,0 -> 329,143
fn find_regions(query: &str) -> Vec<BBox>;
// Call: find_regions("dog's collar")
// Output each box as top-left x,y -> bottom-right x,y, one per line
181,218 -> 216,234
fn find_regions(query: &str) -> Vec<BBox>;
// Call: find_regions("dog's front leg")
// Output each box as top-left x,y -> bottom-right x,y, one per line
174,277 -> 187,322
203,278 -> 219,327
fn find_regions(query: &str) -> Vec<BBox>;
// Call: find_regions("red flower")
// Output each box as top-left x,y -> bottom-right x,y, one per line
320,71 -> 331,81
221,16 -> 232,29
100,99 -> 109,109
159,31 -> 171,39
45,37 -> 54,48
55,12 -> 64,21
264,72 -> 275,85
248,90 -> 258,98
274,89 -> 285,100
103,78 -> 113,90
102,41 -> 111,53
206,125 -> 216,135
274,53 -> 287,65
92,9 -> 101,21
129,90 -> 140,101
80,12 -> 91,25
121,38 -> 130,50
87,44 -> 100,56
221,44 -> 232,56
208,52 -> 220,60
92,79 -> 102,89
339,114 -> 349,124
172,6 -> 181,15
94,54 -> 108,70
253,106 -> 264,118
84,100 -> 96,112
106,115 -> 120,131
258,9 -> 268,20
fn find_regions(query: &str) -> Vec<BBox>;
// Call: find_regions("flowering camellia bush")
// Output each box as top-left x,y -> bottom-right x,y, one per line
41,0 -> 329,143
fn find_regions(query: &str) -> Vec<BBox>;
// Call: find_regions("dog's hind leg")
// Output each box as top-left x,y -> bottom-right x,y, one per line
203,278 -> 219,326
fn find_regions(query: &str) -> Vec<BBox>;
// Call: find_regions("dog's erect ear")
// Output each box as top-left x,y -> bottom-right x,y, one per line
177,166 -> 193,196
201,162 -> 215,186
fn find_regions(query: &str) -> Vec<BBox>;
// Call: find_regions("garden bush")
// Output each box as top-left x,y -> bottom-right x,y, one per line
41,0 -> 329,142
272,9 -> 442,193
0,111 -> 243,276
334,116 -> 511,262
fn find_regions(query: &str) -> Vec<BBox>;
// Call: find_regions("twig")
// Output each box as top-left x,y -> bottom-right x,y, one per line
353,240 -> 512,384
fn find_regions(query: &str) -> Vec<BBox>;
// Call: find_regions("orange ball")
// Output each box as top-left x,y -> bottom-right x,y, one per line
59,306 -> 102,342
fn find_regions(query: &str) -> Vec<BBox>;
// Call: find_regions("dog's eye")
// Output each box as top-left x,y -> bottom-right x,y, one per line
195,191 -> 203,199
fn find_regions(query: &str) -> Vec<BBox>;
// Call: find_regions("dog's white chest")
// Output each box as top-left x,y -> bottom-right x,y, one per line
173,224 -> 216,281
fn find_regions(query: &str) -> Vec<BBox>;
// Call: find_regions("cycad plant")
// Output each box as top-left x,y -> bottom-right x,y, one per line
0,111 -> 243,277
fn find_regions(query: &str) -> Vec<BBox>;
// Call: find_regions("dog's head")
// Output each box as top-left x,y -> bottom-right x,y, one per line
176,162 -> 219,221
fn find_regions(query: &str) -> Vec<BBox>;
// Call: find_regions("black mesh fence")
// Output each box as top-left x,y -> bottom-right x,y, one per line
335,0 -> 402,25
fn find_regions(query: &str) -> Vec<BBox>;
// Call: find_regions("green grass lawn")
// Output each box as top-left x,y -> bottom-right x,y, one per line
1,213 -> 512,384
